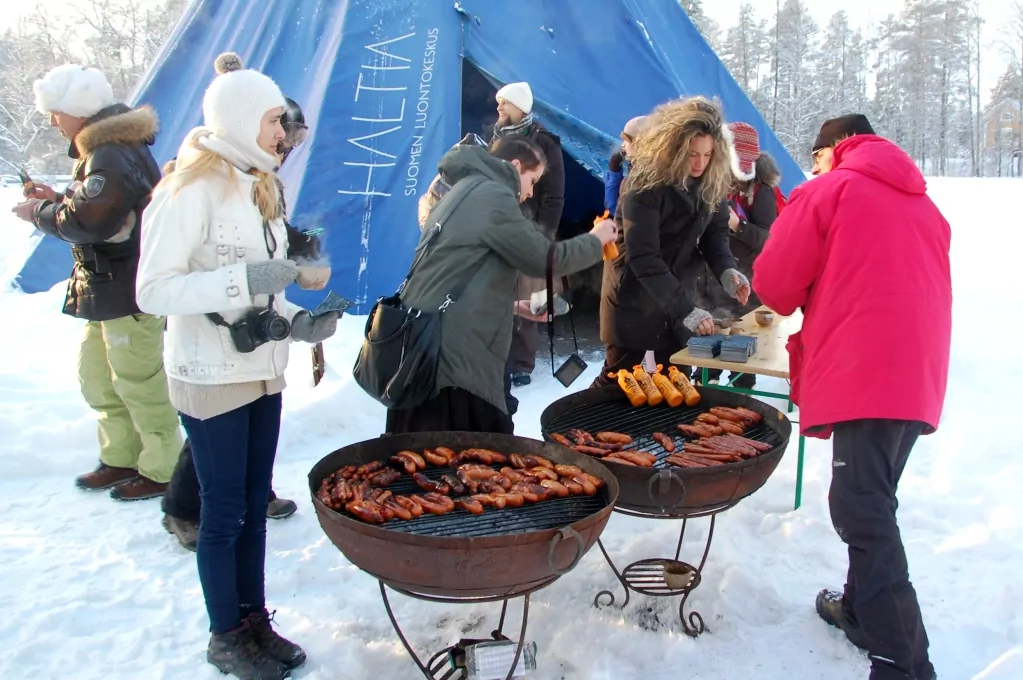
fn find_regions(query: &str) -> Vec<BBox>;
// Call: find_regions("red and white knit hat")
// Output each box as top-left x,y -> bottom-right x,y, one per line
725,121 -> 759,182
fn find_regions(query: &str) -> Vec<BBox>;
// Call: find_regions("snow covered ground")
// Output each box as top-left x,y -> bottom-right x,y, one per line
1,177 -> 1021,679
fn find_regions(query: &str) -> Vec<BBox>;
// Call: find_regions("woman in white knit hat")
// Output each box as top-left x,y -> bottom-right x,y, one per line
136,66 -> 337,679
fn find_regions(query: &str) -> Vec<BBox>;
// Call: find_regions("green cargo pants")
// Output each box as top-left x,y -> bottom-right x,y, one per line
77,313 -> 182,483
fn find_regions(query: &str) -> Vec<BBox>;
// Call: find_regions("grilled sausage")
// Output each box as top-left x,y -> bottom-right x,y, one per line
522,455 -> 554,470
433,447 -> 457,462
439,474 -> 466,496
696,413 -> 720,425
382,498 -> 413,521
724,434 -> 771,452
561,479 -> 585,495
709,407 -> 751,425
717,421 -> 745,436
651,432 -> 675,452
596,432 -> 633,445
500,467 -> 526,483
472,493 -> 508,510
412,473 -> 450,495
570,475 -> 598,496
338,465 -> 358,480
454,498 -> 485,515
554,464 -> 584,477
604,455 -> 638,466
423,449 -> 449,467
393,496 -> 424,517
529,467 -> 558,481
355,461 -> 384,478
346,500 -> 386,524
550,433 -> 574,447
540,480 -> 570,497
409,494 -> 449,515
498,491 -> 525,507
369,468 -> 402,487
509,483 -> 542,503
666,454 -> 712,468
509,454 -> 528,469
573,445 -> 609,457
733,407 -> 762,423
390,453 -> 418,474
678,423 -> 716,438
580,472 -> 605,489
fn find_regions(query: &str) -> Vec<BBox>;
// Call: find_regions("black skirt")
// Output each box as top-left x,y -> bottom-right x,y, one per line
385,387 -> 514,435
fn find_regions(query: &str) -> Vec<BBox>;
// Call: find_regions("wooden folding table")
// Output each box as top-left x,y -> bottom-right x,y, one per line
669,308 -> 807,509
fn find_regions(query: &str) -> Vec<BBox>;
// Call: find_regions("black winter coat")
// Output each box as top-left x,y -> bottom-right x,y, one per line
695,153 -> 781,316
492,121 -> 565,237
600,181 -> 737,351
32,104 -> 161,321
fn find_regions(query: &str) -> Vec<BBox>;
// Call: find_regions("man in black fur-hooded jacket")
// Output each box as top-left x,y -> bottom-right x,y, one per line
490,82 -> 566,388
11,65 -> 182,500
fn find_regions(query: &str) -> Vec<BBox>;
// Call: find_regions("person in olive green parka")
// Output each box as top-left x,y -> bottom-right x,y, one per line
386,138 -> 617,434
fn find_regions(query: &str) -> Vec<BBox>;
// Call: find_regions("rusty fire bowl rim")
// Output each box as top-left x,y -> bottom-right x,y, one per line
308,431 -> 621,551
539,385 -> 792,476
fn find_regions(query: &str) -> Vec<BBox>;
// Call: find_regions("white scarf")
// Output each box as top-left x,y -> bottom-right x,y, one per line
195,128 -> 279,174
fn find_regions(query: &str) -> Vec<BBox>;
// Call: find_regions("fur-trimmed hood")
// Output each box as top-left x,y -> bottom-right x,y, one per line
755,152 -> 781,188
72,104 -> 158,158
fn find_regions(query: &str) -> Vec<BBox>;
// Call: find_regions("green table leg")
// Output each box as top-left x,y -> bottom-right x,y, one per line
794,434 -> 805,510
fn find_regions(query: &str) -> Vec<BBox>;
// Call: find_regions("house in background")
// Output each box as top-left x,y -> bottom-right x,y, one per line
983,97 -> 1022,177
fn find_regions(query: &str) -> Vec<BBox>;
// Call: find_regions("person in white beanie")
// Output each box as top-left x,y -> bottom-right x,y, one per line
10,64 -> 182,501
491,81 -> 566,391
136,66 -> 336,680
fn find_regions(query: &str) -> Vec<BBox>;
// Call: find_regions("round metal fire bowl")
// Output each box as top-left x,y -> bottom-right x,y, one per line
309,431 -> 619,600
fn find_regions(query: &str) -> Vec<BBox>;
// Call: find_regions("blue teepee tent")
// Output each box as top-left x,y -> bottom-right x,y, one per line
15,0 -> 805,312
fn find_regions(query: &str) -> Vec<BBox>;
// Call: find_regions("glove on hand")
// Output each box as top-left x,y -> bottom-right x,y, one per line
608,150 -> 625,173
680,307 -> 713,334
720,268 -> 750,297
291,310 -> 338,343
246,260 -> 298,296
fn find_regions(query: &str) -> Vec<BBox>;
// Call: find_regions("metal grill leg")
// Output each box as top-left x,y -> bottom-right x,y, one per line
677,514 -> 716,637
593,537 -> 632,609
380,581 -> 444,679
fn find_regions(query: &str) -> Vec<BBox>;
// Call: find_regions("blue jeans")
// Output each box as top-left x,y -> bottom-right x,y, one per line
180,393 -> 282,634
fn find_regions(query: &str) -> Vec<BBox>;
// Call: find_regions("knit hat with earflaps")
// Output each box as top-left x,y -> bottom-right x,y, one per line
726,122 -> 760,182
496,82 -> 533,115
33,64 -> 116,118
201,53 -> 285,173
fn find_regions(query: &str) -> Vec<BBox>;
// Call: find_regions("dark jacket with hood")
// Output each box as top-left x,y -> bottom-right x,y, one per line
601,179 -> 737,351
696,153 -> 781,316
32,104 -> 161,321
400,145 -> 602,413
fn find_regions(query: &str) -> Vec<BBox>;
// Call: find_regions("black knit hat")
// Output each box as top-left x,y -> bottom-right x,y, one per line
812,114 -> 875,151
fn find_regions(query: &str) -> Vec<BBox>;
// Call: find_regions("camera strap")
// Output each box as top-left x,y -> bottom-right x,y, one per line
545,242 -> 579,376
207,218 -> 279,329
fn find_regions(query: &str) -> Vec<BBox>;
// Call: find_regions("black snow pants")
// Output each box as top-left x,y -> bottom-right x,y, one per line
830,418 -> 935,680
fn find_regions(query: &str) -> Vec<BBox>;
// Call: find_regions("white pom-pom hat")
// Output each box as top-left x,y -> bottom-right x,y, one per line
34,64 -> 116,119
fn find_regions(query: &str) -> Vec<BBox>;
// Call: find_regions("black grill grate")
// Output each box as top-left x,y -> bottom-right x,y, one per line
541,401 -> 784,468
341,463 -> 610,539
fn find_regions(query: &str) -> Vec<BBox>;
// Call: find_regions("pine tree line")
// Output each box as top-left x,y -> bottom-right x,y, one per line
684,0 -> 1023,177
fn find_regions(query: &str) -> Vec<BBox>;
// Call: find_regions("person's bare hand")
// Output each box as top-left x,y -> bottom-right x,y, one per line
10,200 -> 40,222
589,218 -> 618,245
513,300 -> 547,323
697,317 -> 716,335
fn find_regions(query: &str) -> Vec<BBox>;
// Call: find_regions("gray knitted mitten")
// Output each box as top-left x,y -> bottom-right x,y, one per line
245,260 -> 298,295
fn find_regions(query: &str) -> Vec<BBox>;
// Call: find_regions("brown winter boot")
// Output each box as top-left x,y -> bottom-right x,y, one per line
75,463 -> 137,491
245,609 -> 307,670
207,621 -> 290,680
162,514 -> 198,551
110,475 -> 168,501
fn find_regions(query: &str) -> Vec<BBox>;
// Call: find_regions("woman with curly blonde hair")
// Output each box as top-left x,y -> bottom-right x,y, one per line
593,96 -> 751,386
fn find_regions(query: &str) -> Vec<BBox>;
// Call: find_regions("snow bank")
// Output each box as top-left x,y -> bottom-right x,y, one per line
1,177 -> 1020,679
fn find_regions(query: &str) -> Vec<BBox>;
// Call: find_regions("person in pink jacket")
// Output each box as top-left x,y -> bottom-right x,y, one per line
753,114 -> 950,680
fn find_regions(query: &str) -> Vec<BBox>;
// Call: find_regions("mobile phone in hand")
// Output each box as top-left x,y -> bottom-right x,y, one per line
18,169 -> 33,187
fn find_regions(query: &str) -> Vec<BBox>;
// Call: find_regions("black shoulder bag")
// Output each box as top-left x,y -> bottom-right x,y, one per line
353,177 -> 486,410
545,242 -> 588,387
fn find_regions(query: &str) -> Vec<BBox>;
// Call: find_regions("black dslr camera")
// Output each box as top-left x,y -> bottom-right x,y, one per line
207,297 -> 291,354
